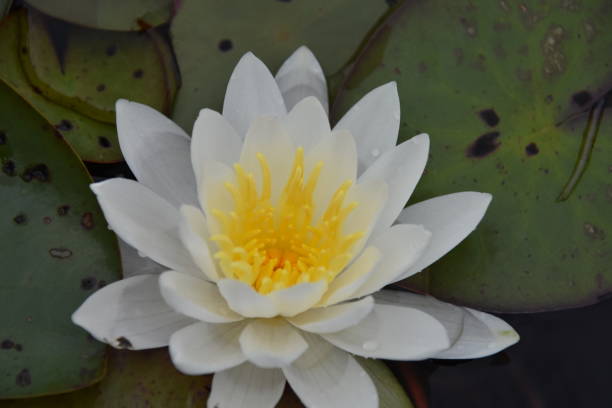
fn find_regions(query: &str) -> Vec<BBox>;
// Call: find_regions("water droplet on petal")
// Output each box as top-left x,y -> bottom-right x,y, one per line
370,148 -> 381,158
362,340 -> 378,351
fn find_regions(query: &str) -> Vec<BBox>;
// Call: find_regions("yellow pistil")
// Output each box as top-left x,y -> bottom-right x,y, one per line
210,147 -> 363,294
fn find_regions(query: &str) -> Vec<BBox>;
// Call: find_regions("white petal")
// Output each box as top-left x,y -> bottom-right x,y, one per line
271,281 -> 328,317
191,109 -> 242,188
217,279 -> 279,318
374,290 -> 465,346
117,238 -> 165,277
223,52 -> 286,138
169,321 -> 247,375
394,192 -> 492,282
178,205 -> 220,281
305,129 -> 357,221
217,279 -> 327,318
116,99 -> 197,207
360,134 -> 429,237
239,319 -> 308,368
333,82 -> 400,174
351,224 -> 431,298
72,275 -> 193,350
281,96 -> 331,151
283,333 -> 378,408
159,271 -> 242,323
239,116 -> 295,203
322,301 -> 450,360
91,179 -> 199,275
435,308 -> 519,359
289,296 -> 374,334
209,363 -> 285,408
319,247 -> 381,307
198,160 -> 235,228
275,46 -> 328,113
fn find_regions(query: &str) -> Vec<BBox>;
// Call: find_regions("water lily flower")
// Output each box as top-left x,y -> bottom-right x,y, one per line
73,46 -> 519,408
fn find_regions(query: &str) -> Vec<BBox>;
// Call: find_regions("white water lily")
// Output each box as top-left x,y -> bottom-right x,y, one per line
73,47 -> 519,408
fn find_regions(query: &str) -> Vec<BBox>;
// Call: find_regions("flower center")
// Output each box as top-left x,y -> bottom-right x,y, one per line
210,147 -> 363,294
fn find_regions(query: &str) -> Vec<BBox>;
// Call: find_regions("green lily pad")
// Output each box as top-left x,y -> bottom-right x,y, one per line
0,79 -> 121,398
334,0 -> 612,312
0,12 -> 122,163
1,351 -> 412,406
20,9 -> 176,124
25,0 -> 172,31
1,0 -> 12,18
170,0 -> 399,130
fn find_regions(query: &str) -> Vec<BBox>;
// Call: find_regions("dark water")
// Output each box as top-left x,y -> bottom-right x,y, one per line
393,297 -> 612,407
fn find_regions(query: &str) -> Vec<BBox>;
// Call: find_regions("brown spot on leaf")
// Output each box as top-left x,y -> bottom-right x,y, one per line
133,69 -> 144,79
98,136 -> 111,148
467,132 -> 501,158
81,277 -> 97,290
49,248 -> 73,259
525,142 -> 539,156
105,45 -> 117,56
572,90 -> 592,107
57,205 -> 70,216
55,119 -> 73,131
21,164 -> 50,182
43,216 -> 52,225
96,84 -> 106,92
1,339 -> 14,349
479,109 -> 500,127
13,213 -> 27,225
16,369 -> 31,387
218,39 -> 233,52
0,131 -> 6,144
584,223 -> 605,240
81,212 -> 94,230
2,159 -> 16,176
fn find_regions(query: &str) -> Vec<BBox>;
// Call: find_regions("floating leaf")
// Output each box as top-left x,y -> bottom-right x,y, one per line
24,0 -> 172,31
0,80 -> 121,398
0,12 -> 121,163
334,0 -> 612,312
20,9 -> 176,124
170,0 -> 398,130
357,358 -> 415,408
1,0 -> 12,18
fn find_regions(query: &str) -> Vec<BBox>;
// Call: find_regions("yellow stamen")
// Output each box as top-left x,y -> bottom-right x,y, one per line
210,147 -> 362,294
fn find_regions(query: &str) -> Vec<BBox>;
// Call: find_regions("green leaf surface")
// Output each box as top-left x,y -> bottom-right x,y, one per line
24,0 -> 172,31
1,350 -> 412,406
20,9 -> 176,124
170,0 -> 398,130
0,0 -> 12,18
357,358 -> 415,408
334,0 -> 612,312
0,80 -> 121,398
0,12 -> 122,163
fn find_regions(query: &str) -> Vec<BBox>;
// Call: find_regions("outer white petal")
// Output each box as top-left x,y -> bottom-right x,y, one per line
178,205 -> 220,281
333,82 -> 400,174
72,275 -> 193,350
191,108 -> 242,187
322,301 -> 450,360
223,52 -> 287,138
91,179 -> 199,275
239,116 -> 295,203
351,224 -> 431,298
169,321 -> 247,375
394,192 -> 492,282
239,319 -> 308,368
281,96 -> 331,151
217,279 -> 327,318
117,238 -> 165,277
159,271 -> 242,323
116,99 -> 197,207
434,308 -> 519,359
275,46 -> 328,113
318,247 -> 381,307
283,333 -> 378,408
209,363 -> 285,408
360,134 -> 429,237
289,296 -> 374,334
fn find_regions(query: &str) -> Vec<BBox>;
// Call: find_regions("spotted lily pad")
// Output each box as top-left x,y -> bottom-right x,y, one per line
0,80 -> 121,398
20,9 -> 176,124
25,0 -> 172,31
0,12 -> 121,163
170,0 -> 399,130
1,350 -> 412,407
334,0 -> 612,312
